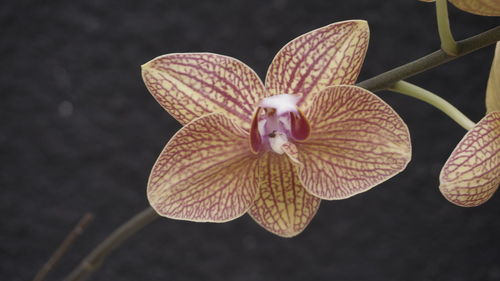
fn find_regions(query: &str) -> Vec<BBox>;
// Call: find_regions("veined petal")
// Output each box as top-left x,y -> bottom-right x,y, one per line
449,0 -> 500,16
298,86 -> 411,200
486,42 -> 500,113
440,112 -> 500,207
142,53 -> 267,129
148,114 -> 259,222
265,20 -> 369,107
282,142 -> 302,166
418,0 -> 500,16
248,152 -> 320,237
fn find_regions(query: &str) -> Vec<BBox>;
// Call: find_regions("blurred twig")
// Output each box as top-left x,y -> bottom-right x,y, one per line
63,207 -> 158,281
33,213 -> 94,281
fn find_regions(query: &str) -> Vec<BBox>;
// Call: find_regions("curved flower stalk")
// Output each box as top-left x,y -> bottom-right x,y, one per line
439,42 -> 500,207
142,20 -> 412,237
420,0 -> 500,16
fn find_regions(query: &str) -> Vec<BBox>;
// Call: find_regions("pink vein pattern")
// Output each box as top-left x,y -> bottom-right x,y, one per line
248,152 -> 320,237
142,53 -> 267,129
148,114 -> 259,222
265,20 -> 369,107
440,112 -> 500,207
298,86 -> 411,200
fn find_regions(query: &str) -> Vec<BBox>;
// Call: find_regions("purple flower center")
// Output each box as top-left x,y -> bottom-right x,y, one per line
249,94 -> 310,154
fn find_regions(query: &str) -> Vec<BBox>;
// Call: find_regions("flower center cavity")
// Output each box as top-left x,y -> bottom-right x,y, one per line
249,94 -> 310,154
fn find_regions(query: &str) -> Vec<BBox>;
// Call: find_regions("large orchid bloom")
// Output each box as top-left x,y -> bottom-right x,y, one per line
421,0 -> 500,16
440,42 -> 500,207
142,20 -> 412,237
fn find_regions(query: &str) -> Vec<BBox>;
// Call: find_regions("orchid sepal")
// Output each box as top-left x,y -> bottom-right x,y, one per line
148,113 -> 259,222
439,112 -> 500,207
248,152 -> 320,237
419,0 -> 500,16
265,20 -> 370,104
142,53 -> 268,130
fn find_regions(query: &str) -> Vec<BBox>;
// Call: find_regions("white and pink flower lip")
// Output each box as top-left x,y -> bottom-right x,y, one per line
250,94 -> 310,154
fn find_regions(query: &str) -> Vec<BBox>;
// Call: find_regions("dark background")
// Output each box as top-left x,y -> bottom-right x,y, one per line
2,0 -> 499,280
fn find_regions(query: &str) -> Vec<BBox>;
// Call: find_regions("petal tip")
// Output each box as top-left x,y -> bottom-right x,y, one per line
438,112 -> 500,208
438,183 -> 493,208
140,62 -> 149,70
353,19 -> 369,28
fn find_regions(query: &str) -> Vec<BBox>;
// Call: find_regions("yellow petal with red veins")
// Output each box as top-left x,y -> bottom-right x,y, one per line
449,0 -> 500,16
148,114 -> 259,222
439,112 -> 500,207
418,0 -> 500,16
281,142 -> 302,166
486,42 -> 500,113
265,20 -> 369,108
248,152 -> 320,237
142,53 -> 267,130
298,86 -> 411,200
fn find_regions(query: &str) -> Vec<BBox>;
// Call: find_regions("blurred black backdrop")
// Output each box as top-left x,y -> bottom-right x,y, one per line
2,0 -> 499,280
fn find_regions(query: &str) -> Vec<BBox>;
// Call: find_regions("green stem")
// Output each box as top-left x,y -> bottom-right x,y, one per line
63,207 -> 159,281
436,0 -> 459,56
389,80 -> 475,130
356,26 -> 500,92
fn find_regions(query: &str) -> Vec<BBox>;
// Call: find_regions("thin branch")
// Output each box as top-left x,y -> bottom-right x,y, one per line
63,207 -> 159,281
356,26 -> 500,92
436,0 -> 459,55
33,213 -> 94,281
388,80 -> 475,130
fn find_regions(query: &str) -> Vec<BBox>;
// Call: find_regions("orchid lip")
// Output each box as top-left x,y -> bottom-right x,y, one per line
249,94 -> 311,154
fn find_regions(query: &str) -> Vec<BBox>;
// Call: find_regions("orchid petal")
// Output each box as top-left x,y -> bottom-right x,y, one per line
486,42 -> 500,113
248,152 -> 320,237
297,86 -> 411,200
419,0 -> 500,16
449,0 -> 500,16
282,142 -> 302,166
142,53 -> 267,129
440,112 -> 500,207
148,114 -> 259,222
265,20 -> 369,107
290,110 -> 311,140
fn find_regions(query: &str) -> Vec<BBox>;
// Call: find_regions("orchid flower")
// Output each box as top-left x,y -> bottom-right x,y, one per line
439,42 -> 500,207
420,0 -> 500,16
142,20 -> 412,237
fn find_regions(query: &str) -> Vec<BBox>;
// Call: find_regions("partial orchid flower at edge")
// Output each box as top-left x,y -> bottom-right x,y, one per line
420,0 -> 500,16
142,20 -> 412,237
439,42 -> 500,207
